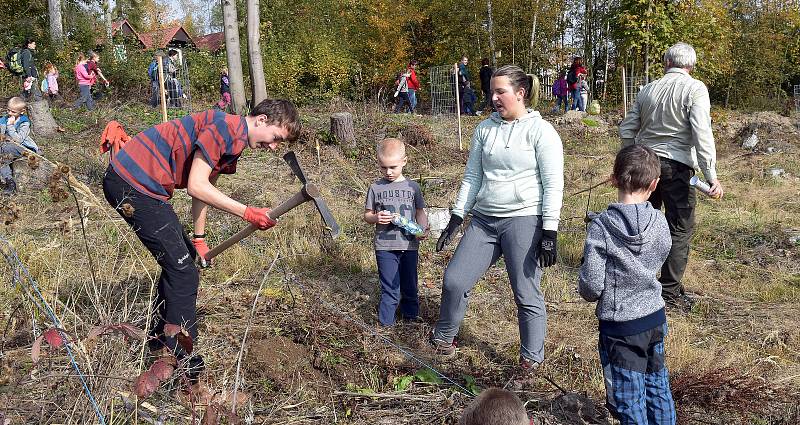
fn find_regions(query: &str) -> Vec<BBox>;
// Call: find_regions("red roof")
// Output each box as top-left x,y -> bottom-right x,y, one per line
139,25 -> 194,49
195,31 -> 225,52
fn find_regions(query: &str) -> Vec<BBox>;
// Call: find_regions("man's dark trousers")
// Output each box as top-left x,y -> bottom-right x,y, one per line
648,157 -> 696,299
103,166 -> 199,356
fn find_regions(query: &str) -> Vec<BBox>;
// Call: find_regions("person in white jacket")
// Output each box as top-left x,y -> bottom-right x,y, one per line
432,65 -> 565,374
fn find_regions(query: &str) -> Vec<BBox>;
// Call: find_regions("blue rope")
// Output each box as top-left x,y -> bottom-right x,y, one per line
288,276 -> 477,398
0,236 -> 106,424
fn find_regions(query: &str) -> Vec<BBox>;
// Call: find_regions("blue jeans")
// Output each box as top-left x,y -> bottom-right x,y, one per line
408,89 -> 417,111
74,84 -> 95,110
599,322 -> 676,425
375,250 -> 419,326
553,95 -> 568,113
394,92 -> 412,113
571,88 -> 584,111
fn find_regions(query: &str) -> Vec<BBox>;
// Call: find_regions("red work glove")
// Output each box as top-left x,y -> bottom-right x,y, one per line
192,238 -> 211,267
244,206 -> 277,230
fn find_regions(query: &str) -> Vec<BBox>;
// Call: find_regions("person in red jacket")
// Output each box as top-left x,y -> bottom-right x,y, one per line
407,60 -> 420,113
102,99 -> 300,381
568,56 -> 587,111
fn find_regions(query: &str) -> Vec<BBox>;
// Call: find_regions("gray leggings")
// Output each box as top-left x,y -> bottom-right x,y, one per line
433,212 -> 547,362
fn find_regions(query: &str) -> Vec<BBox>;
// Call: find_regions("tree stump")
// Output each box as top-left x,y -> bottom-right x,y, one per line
28,100 -> 59,138
330,112 -> 356,150
11,150 -> 55,192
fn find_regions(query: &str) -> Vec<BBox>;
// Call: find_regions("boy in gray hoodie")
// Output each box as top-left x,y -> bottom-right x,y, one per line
578,144 -> 676,425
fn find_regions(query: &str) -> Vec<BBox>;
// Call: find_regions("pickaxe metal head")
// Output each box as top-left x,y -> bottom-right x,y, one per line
283,152 -> 340,238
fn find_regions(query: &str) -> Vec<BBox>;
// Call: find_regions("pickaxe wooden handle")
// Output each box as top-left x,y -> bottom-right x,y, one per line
204,188 -> 310,261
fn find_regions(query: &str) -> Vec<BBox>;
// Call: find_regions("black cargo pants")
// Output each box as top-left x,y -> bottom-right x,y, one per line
648,157 -> 696,299
103,166 -> 199,356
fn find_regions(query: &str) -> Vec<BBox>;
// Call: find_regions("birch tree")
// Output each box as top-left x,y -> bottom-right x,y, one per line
247,0 -> 267,104
48,0 -> 64,47
222,0 -> 248,114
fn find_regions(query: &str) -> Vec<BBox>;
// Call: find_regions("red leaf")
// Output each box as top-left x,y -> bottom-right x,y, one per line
151,359 -> 175,382
176,333 -> 193,355
31,335 -> 44,363
43,328 -> 64,348
200,404 -> 220,425
163,323 -> 193,354
164,324 -> 183,337
86,323 -> 145,342
134,370 -> 160,398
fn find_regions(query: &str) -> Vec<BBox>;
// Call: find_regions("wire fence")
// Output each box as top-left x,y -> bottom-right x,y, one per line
163,54 -> 192,113
625,75 -> 646,108
428,65 -> 457,115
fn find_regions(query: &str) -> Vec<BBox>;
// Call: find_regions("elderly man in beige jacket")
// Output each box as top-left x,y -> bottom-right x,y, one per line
619,42 -> 724,313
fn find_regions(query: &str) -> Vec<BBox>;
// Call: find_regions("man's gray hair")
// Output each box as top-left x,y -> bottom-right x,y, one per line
663,42 -> 697,70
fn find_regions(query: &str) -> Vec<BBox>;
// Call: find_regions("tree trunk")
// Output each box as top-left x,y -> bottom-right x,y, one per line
247,0 -> 267,105
330,112 -> 356,150
222,0 -> 248,115
486,0 -> 496,67
28,100 -> 59,138
103,0 -> 113,44
527,0 -> 539,73
48,0 -> 64,48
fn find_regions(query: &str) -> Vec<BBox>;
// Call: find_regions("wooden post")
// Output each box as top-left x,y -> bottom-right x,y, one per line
454,63 -> 463,151
330,112 -> 356,150
621,64 -> 627,118
157,57 -> 168,123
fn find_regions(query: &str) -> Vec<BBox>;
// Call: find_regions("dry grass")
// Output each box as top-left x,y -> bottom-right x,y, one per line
0,102 -> 799,424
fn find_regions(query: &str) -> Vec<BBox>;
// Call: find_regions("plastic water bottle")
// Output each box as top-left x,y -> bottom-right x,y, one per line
391,213 -> 425,237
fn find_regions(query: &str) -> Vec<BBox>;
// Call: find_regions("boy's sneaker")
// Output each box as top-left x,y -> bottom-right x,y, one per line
430,335 -> 457,357
520,357 -> 541,376
1,179 -> 17,196
664,293 -> 695,313
401,315 -> 425,324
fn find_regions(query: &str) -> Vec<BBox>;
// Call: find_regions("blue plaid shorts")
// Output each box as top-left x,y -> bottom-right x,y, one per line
599,322 -> 676,425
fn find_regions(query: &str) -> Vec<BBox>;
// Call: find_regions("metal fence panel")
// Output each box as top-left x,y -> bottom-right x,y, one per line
429,65 -> 457,115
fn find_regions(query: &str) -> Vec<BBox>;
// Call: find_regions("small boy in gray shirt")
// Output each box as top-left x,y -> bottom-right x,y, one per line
578,144 -> 676,424
364,138 -> 428,326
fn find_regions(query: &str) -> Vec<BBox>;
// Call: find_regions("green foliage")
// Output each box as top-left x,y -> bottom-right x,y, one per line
392,375 -> 414,391
413,367 -> 443,385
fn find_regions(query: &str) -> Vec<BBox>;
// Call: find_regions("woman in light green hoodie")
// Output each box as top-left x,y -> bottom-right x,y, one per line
431,65 -> 564,374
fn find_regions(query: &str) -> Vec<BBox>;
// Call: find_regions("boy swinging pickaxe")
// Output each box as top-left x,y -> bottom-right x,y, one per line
201,151 -> 340,266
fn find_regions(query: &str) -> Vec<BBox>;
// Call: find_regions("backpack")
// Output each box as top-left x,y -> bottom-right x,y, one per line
5,48 -> 24,75
40,78 -> 48,93
147,60 -> 158,81
566,70 -> 577,86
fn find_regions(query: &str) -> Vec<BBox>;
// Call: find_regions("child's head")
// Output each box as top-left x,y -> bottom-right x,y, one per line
43,62 -> 56,75
221,66 -> 228,75
376,138 -> 407,182
612,144 -> 661,195
86,50 -> 100,62
245,99 -> 301,150
459,388 -> 529,425
6,97 -> 27,117
75,53 -> 86,65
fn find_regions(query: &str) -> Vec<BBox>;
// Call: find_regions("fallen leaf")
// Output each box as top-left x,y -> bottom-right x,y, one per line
200,404 -> 220,425
164,323 -> 193,354
164,323 -> 183,337
134,370 -> 160,398
31,335 -> 44,363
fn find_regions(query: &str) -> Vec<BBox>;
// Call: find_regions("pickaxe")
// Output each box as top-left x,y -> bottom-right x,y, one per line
203,151 -> 340,264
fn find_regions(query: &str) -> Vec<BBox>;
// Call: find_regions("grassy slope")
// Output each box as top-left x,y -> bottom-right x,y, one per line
0,101 -> 798,424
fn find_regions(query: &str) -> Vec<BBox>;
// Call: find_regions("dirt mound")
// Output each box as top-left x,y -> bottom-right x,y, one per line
551,111 -> 609,135
246,334 -> 321,392
714,111 -> 800,148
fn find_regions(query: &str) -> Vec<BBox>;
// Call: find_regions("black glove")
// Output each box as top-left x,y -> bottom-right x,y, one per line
538,230 -> 558,268
436,215 -> 463,252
